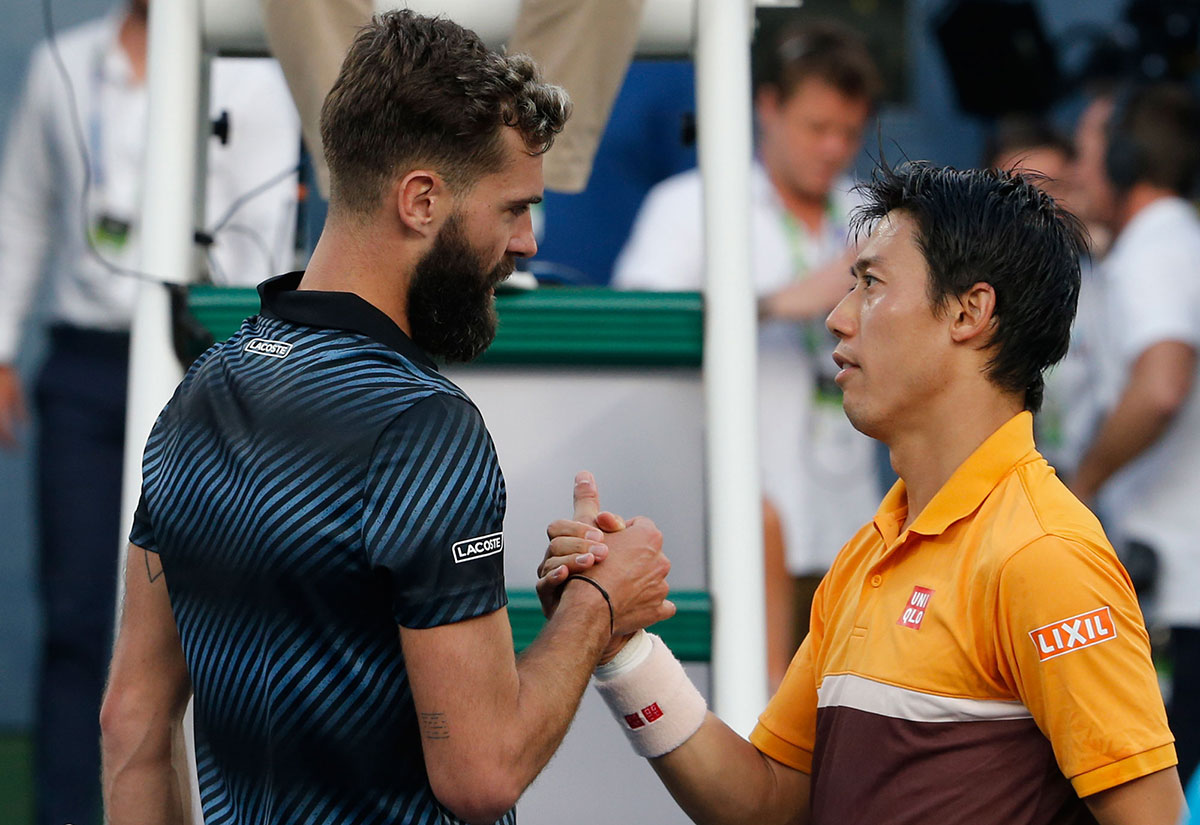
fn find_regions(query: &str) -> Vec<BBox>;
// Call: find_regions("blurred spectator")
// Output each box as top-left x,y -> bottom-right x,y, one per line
985,115 -> 1075,204
612,18 -> 881,687
0,2 -> 298,822
1070,83 -> 1200,787
981,117 -> 1103,479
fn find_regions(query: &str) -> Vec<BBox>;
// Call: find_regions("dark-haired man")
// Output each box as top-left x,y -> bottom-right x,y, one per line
1072,82 -> 1200,788
544,163 -> 1184,823
614,18 -> 883,687
98,11 -> 673,825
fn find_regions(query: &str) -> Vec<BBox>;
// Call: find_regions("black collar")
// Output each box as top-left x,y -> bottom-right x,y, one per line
258,272 -> 438,371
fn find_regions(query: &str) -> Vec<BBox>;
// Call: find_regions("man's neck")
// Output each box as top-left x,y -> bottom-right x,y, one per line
301,217 -> 416,335
118,7 -> 148,84
766,167 -> 829,233
888,390 -> 1025,532
1113,184 -> 1176,236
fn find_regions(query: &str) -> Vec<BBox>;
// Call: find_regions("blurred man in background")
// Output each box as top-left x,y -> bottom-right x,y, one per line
980,117 -> 1104,481
0,1 -> 298,821
984,116 -> 1075,205
1071,81 -> 1200,788
612,18 -> 881,686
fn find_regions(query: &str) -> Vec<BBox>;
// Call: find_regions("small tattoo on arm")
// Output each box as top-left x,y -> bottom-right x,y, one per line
420,711 -> 450,740
144,549 -> 164,583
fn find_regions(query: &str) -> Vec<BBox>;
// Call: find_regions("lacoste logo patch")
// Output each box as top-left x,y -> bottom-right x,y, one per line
452,532 -> 504,564
244,338 -> 293,358
897,585 -> 935,630
1029,606 -> 1116,662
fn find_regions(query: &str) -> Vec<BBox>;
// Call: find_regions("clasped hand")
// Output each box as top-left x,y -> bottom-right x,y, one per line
537,471 -> 675,661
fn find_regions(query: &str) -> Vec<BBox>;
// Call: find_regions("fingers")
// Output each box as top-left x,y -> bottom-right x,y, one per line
572,471 -> 601,525
537,565 -> 568,592
546,518 -> 605,542
537,536 -> 609,579
535,568 -> 565,619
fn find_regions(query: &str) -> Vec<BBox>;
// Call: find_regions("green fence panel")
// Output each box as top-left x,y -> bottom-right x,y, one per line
188,285 -> 704,367
507,589 -> 711,661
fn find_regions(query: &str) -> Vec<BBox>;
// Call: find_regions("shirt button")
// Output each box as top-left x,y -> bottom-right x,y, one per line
870,574 -> 883,587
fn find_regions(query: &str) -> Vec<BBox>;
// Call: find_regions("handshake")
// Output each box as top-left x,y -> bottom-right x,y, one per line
536,471 -> 676,663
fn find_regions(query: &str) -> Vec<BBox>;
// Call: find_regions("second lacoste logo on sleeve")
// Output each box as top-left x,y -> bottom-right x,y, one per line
244,338 -> 294,358
452,532 -> 504,564
1029,606 -> 1116,662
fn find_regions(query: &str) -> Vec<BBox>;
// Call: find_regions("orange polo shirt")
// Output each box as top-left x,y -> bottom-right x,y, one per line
750,412 -> 1175,825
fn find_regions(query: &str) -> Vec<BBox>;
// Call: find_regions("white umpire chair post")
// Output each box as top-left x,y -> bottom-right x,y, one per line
695,0 -> 768,734
118,0 -> 207,597
120,4 -> 770,813
117,0 -> 209,813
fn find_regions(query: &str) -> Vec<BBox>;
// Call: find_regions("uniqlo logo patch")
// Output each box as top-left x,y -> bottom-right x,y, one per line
624,712 -> 645,729
897,586 -> 935,630
642,703 -> 664,723
1029,606 -> 1116,662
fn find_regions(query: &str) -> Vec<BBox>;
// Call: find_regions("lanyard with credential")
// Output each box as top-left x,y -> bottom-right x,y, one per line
87,44 -> 135,250
778,201 -> 841,357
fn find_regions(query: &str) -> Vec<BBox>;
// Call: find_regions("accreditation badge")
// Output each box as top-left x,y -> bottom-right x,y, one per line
90,213 -> 132,251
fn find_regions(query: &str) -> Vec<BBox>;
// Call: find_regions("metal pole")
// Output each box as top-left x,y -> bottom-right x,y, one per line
115,0 -> 206,815
117,0 -> 203,599
695,0 -> 767,735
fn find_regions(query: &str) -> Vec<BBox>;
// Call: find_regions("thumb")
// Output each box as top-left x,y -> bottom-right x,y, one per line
595,511 -> 626,532
572,471 -> 601,525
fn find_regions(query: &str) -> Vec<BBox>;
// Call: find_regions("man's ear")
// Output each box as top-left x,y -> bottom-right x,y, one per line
949,281 -> 998,346
395,170 -> 448,236
755,86 -> 781,126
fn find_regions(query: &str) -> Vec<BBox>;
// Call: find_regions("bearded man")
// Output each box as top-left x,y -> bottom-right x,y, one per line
98,11 -> 675,825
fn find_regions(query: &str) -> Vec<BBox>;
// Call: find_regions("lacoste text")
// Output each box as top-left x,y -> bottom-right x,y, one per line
244,338 -> 293,358
452,533 -> 504,564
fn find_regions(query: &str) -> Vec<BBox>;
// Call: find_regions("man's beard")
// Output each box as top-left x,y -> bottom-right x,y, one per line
407,214 -> 514,363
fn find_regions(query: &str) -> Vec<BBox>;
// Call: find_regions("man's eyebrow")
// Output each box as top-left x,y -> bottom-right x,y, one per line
851,256 -> 878,276
508,195 -> 543,208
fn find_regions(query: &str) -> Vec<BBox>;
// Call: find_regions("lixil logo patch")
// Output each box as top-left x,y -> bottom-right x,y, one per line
244,338 -> 293,359
1029,606 -> 1116,662
452,532 -> 504,564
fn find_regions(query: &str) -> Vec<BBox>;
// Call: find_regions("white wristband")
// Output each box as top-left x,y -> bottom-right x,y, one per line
595,628 -> 653,678
593,632 -> 707,758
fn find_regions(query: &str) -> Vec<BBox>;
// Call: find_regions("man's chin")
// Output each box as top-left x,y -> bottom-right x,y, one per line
841,402 -> 882,441
421,310 -> 499,364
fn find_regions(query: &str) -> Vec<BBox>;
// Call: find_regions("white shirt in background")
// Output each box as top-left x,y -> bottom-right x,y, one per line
0,12 -> 301,363
1095,196 -> 1200,627
613,162 -> 879,575
1039,257 -> 1106,478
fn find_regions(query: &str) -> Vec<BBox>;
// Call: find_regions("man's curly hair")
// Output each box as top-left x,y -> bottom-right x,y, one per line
320,10 -> 571,215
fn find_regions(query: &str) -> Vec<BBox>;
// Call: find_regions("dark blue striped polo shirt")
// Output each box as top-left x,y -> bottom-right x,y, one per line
131,272 -> 512,825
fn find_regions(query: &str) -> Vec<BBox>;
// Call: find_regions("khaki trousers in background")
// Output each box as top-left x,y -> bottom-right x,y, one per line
259,0 -> 646,196
509,0 -> 646,192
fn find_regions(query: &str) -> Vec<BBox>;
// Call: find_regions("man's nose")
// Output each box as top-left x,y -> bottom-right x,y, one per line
509,214 -> 538,258
826,290 -> 855,339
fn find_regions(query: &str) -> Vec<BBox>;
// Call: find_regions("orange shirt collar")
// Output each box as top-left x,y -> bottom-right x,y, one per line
872,411 -> 1038,543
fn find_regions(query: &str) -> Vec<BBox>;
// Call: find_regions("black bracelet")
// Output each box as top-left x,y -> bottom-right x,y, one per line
566,574 -> 614,636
